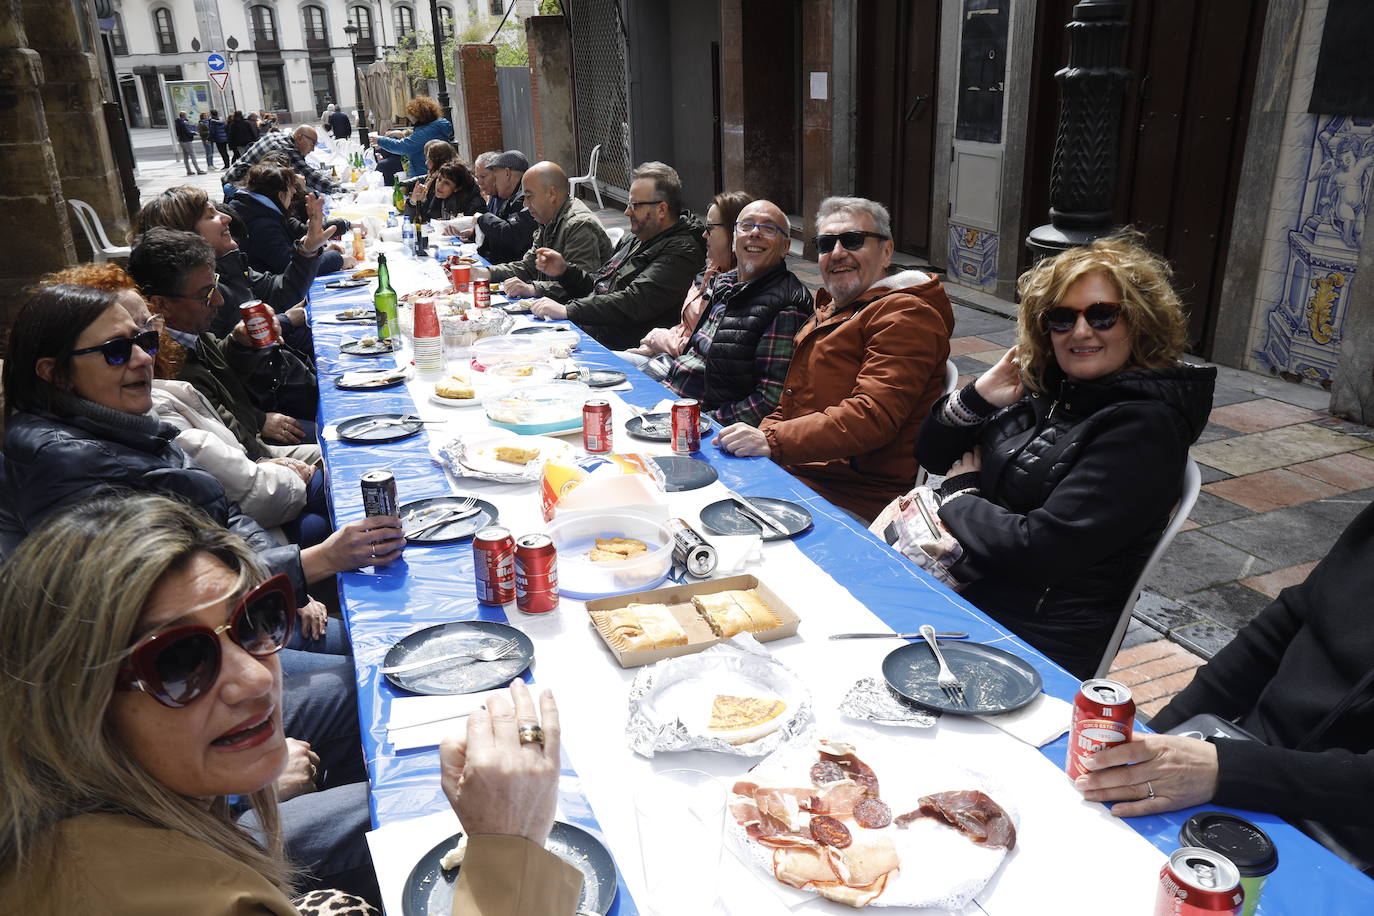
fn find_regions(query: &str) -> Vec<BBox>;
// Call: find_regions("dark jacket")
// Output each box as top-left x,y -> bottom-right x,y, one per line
476,187 -> 538,264
212,247 -> 321,337
172,332 -> 270,456
0,406 -> 304,598
699,264 -> 811,409
228,117 -> 258,148
918,365 -> 1216,678
763,270 -> 954,521
227,193 -> 298,275
174,116 -> 196,142
1150,499 -> 1374,868
559,213 -> 708,350
209,117 -> 228,143
326,109 -> 352,140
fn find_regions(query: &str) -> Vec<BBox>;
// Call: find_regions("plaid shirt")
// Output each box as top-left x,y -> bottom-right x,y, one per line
666,269 -> 807,427
223,131 -> 341,196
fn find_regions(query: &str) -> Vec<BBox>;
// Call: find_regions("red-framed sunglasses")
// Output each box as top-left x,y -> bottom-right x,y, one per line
1042,301 -> 1123,334
115,574 -> 296,709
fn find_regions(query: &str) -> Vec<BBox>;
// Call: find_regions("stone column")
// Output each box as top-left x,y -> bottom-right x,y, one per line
21,0 -> 129,260
0,0 -> 75,344
1025,0 -> 1132,260
526,15 -> 575,169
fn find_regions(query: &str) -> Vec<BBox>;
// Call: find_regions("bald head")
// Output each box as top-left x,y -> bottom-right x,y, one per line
734,199 -> 791,280
522,161 -> 571,224
291,125 -> 319,155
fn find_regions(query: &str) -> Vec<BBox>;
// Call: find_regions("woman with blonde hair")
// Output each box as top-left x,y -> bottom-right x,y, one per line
0,493 -> 582,915
916,232 -> 1216,677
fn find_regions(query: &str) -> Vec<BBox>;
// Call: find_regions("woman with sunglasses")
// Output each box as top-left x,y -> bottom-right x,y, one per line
916,233 -> 1216,678
0,494 -> 579,915
0,284 -> 404,590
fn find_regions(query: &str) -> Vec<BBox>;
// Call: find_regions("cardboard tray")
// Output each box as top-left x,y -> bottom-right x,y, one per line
584,574 -> 800,668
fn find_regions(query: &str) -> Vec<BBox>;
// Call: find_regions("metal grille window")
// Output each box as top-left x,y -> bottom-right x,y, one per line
110,12 -> 128,55
489,0 -> 504,15
567,0 -> 631,196
439,5 -> 455,38
250,5 -> 277,44
153,7 -> 176,53
395,4 -> 415,37
349,5 -> 373,41
304,5 -> 327,42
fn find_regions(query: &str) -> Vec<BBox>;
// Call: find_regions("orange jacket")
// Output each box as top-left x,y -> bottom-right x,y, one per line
762,270 -> 955,520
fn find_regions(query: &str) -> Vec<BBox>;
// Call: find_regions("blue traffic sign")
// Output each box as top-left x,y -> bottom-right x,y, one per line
206,52 -> 227,72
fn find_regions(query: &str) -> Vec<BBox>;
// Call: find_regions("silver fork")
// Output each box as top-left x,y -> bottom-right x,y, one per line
405,496 -> 479,538
379,637 -> 521,675
919,624 -> 965,706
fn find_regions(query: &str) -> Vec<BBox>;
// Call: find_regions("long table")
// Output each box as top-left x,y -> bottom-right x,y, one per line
308,246 -> 1372,914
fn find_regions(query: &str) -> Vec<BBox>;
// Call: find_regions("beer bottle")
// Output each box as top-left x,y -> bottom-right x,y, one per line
392,174 -> 406,215
374,253 -> 398,341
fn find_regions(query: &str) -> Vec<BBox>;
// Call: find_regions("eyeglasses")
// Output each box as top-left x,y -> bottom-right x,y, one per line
1042,301 -> 1123,334
627,200 -> 664,209
162,273 -> 221,306
812,230 -> 888,254
735,221 -> 786,238
69,328 -> 161,366
704,222 -> 728,232
114,574 -> 295,709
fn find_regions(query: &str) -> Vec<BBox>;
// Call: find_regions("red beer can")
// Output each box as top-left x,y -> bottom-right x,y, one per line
514,534 -> 558,613
359,469 -> 398,517
449,261 -> 472,296
583,399 -> 613,453
1066,678 -> 1136,779
670,398 -> 701,454
473,280 -> 491,309
240,299 -> 280,348
1155,848 -> 1244,916
473,526 -> 516,605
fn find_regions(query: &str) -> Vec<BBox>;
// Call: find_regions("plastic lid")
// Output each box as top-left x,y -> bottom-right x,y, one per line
1178,812 -> 1278,876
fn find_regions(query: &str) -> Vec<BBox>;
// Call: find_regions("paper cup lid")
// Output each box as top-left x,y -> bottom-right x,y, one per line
1179,811 -> 1278,876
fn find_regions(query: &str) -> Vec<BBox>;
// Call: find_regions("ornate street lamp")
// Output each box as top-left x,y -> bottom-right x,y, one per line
343,23 -> 369,140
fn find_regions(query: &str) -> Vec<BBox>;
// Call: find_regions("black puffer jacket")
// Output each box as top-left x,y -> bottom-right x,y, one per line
0,404 -> 305,600
916,364 -> 1216,677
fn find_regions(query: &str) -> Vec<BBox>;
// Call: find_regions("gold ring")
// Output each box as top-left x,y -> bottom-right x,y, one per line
518,723 -> 545,746
1145,780 -> 1155,800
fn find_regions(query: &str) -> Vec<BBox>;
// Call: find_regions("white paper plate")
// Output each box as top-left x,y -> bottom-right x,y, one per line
459,435 -> 575,476
428,390 -> 485,409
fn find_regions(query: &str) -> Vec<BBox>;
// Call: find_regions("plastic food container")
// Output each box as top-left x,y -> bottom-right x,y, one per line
470,334 -> 550,372
483,379 -> 590,434
546,510 -> 674,599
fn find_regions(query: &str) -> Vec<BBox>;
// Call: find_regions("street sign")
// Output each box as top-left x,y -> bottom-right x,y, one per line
206,52 -> 227,72
210,71 -> 230,91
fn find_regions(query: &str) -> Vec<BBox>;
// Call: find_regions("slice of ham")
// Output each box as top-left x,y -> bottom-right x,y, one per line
818,739 -> 881,798
816,872 -> 893,908
773,845 -> 838,888
807,779 -> 867,817
894,789 -> 1016,851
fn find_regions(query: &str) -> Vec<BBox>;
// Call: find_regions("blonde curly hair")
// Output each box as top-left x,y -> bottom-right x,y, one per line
1015,230 -> 1190,394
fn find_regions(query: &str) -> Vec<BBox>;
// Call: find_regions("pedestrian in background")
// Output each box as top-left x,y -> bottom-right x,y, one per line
209,110 -> 230,169
174,111 -> 204,175
197,113 -> 214,171
227,110 -> 257,162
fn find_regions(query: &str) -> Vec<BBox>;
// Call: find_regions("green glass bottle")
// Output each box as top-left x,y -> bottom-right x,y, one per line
374,253 -> 398,341
393,175 -> 406,215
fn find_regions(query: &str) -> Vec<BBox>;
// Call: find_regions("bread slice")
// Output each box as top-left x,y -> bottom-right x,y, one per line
494,444 -> 540,464
435,377 -> 475,399
728,589 -> 782,632
692,589 -> 780,637
707,694 -> 788,745
590,603 -> 687,651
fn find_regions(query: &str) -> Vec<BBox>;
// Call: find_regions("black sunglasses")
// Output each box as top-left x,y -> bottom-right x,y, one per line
812,230 -> 888,254
114,574 -> 295,709
69,329 -> 161,366
1042,302 -> 1123,334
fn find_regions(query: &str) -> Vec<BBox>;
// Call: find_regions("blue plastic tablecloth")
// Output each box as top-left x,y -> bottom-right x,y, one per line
308,257 -> 1373,915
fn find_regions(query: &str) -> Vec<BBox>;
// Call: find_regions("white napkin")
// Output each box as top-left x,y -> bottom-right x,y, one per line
703,533 -> 763,574
366,809 -> 461,916
977,692 -> 1072,747
321,424 -> 341,442
386,691 -> 500,751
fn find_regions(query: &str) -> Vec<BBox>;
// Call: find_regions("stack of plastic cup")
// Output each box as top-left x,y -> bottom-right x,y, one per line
412,298 -> 444,380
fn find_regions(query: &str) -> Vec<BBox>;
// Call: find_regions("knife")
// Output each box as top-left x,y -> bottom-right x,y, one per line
405,506 -> 482,539
730,494 -> 789,537
829,632 -> 969,640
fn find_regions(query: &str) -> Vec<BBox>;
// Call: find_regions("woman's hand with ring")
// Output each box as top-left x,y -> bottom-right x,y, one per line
974,346 -> 1025,409
1073,734 -> 1219,817
275,738 -> 321,801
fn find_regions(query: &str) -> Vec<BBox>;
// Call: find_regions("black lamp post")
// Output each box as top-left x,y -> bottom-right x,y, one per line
426,0 -> 452,123
1025,0 -> 1133,262
343,23 -> 369,140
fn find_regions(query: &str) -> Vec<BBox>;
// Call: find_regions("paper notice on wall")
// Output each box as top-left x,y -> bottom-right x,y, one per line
809,71 -> 828,101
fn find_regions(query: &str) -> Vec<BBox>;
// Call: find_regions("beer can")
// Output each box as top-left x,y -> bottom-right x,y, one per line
473,526 -> 516,605
583,399 -> 613,454
1178,813 -> 1276,916
514,533 -> 558,614
360,470 -> 398,518
1066,678 -> 1135,779
473,280 -> 491,309
1155,848 -> 1244,916
670,398 -> 701,454
239,300 -> 280,348
666,518 -> 717,577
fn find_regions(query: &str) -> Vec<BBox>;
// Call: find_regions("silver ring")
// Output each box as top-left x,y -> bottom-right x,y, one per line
1145,780 -> 1155,800
309,764 -> 319,780
518,723 -> 545,747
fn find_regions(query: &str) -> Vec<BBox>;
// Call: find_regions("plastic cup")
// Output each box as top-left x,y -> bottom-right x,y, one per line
634,769 -> 725,916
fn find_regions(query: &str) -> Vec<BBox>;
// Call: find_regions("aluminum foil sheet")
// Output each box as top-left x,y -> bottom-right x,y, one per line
436,434 -> 543,484
840,677 -> 939,728
627,634 -> 813,758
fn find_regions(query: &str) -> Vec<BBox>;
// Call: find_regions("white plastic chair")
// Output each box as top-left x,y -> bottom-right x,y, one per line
67,199 -> 131,263
914,360 -> 963,487
605,226 -> 626,248
1093,457 -> 1203,678
569,143 -> 603,210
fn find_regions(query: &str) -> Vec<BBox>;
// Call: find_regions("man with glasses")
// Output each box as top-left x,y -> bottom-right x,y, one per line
715,196 -> 955,522
661,200 -> 812,426
224,125 -> 343,197
487,161 -> 612,302
128,228 -> 319,457
530,161 -> 706,350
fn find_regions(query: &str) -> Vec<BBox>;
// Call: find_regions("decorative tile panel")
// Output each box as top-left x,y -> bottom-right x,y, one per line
947,222 -> 998,291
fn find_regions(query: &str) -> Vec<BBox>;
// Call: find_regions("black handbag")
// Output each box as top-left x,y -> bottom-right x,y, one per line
234,341 -> 319,421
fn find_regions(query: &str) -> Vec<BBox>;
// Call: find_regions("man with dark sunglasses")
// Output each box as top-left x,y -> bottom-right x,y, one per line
715,196 -> 955,522
530,161 -> 706,349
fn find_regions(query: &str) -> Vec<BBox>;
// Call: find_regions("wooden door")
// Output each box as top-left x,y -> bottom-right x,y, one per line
857,0 -> 940,255
1022,0 -> 1268,355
